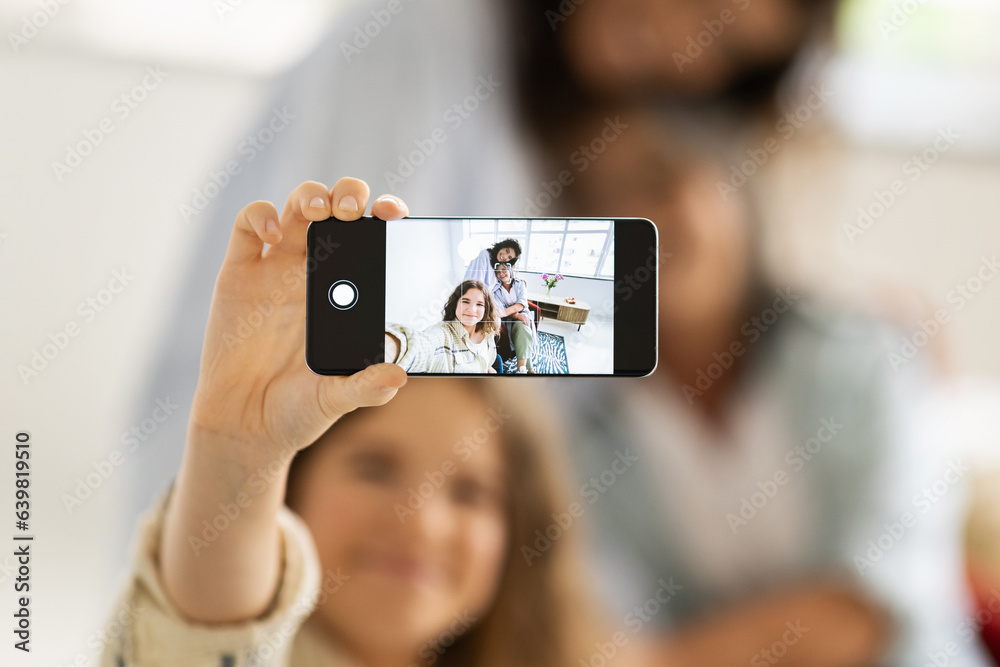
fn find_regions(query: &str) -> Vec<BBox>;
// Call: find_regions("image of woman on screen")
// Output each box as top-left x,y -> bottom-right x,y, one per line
385,280 -> 500,374
464,238 -> 522,292
492,263 -> 535,374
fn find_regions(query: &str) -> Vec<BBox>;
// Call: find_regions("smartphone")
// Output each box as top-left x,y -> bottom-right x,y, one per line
305,216 -> 657,376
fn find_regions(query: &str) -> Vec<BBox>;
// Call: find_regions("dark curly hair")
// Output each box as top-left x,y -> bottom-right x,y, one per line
508,0 -> 839,141
489,238 -> 523,267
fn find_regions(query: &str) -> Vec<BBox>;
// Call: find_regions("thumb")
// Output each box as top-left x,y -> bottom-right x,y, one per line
318,363 -> 408,420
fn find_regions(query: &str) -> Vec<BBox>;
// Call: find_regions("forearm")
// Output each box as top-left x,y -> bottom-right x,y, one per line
501,303 -> 523,317
642,591 -> 886,667
160,425 -> 290,623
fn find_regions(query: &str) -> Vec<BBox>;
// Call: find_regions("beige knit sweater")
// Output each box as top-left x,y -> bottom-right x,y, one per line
100,485 -> 361,666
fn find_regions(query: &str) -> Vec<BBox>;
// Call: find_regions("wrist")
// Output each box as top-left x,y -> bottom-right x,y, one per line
185,423 -> 295,489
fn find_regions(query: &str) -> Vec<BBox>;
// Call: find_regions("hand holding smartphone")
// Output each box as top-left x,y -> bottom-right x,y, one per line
189,178 -> 409,460
306,216 -> 658,376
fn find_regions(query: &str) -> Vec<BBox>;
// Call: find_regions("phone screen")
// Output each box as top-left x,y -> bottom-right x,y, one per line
307,216 -> 657,377
384,219 -> 615,374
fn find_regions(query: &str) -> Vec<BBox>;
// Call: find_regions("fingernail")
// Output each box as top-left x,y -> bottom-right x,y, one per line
338,195 -> 359,212
265,218 -> 280,236
309,196 -> 326,209
374,195 -> 399,207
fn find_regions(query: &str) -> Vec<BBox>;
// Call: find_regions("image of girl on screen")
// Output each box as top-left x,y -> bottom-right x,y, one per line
492,263 -> 536,374
385,280 -> 500,374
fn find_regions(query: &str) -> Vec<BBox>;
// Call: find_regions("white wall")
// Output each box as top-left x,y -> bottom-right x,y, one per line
385,219 -> 466,327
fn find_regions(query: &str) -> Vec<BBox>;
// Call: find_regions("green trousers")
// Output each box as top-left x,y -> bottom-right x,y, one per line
511,321 -> 534,371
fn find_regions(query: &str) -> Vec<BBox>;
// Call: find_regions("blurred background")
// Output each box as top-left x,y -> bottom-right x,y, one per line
2,0 -> 999,663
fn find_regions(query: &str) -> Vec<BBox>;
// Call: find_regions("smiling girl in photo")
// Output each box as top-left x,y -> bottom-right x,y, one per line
385,280 -> 500,374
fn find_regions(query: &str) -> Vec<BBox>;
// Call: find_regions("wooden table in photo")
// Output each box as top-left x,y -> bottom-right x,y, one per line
527,293 -> 591,331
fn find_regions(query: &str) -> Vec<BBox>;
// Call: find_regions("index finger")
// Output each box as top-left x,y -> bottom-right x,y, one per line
224,200 -> 280,266
269,178 -> 371,258
371,193 -> 409,221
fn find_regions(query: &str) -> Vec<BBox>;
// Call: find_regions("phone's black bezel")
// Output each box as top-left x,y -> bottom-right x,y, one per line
306,216 -> 657,377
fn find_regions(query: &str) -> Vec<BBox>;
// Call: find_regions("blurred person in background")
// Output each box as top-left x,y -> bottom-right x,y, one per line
139,0 -> 842,478
543,103 -> 991,666
510,2 -> 991,663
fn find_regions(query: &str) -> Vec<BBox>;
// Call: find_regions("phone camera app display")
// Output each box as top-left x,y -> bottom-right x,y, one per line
383,219 -> 615,375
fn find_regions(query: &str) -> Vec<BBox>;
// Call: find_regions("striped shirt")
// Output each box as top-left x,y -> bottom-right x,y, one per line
386,320 -> 496,373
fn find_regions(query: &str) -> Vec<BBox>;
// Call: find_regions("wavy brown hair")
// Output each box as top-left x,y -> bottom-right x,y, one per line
286,380 -> 605,666
442,280 -> 501,338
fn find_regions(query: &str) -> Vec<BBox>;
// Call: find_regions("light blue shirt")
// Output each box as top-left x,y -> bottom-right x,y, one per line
464,249 -> 500,292
490,278 -> 528,313
550,300 -> 990,667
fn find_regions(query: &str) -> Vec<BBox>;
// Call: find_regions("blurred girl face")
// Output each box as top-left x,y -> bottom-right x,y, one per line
456,288 -> 487,327
295,382 -> 508,662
